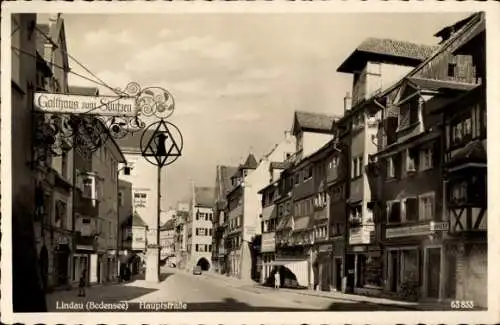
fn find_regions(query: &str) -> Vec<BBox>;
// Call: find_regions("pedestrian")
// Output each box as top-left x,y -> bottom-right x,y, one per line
78,269 -> 87,297
274,270 -> 280,289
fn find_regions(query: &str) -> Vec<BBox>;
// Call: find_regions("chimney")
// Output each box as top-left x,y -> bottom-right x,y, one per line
344,92 -> 352,113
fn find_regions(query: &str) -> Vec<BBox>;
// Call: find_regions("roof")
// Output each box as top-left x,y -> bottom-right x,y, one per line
434,13 -> 477,43
337,38 -> 437,73
270,161 -> 287,170
407,76 -> 479,93
217,165 -> 239,198
292,111 -> 339,136
125,211 -> 147,227
338,13 -> 484,123
116,129 -> 156,153
69,86 -> 99,96
160,218 -> 175,231
194,186 -> 215,208
242,154 -> 258,170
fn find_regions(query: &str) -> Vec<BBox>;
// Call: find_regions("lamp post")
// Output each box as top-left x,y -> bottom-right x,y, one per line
140,119 -> 183,282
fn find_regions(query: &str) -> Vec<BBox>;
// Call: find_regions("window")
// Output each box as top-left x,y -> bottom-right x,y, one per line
196,212 -> 199,220
450,181 -> 467,204
304,166 -> 313,180
403,197 -> 419,222
329,156 -> 339,169
133,192 -> 147,208
61,151 -> 68,179
419,193 -> 435,221
195,244 -> 199,252
451,115 -> 473,146
118,192 -> 123,207
405,149 -> 416,173
387,201 -> 401,223
419,147 -> 434,171
294,173 -> 300,185
386,157 -> 395,179
447,63 -> 456,77
351,156 -> 363,179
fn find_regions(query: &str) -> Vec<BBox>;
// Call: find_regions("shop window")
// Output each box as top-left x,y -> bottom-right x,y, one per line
401,249 -> 419,283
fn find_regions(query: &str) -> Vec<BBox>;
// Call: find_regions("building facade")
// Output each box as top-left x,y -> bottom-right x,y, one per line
336,37 -> 437,294
365,12 -> 486,305
186,186 -> 215,271
212,165 -> 238,274
33,15 -> 76,291
160,218 -> 176,261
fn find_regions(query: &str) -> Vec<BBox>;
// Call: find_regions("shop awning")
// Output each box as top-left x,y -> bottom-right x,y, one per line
269,258 -> 307,266
261,205 -> 276,221
293,216 -> 312,232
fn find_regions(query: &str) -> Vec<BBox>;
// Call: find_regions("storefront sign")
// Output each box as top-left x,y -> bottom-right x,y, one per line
34,92 -> 137,116
318,244 -> 332,253
430,221 -> 449,231
261,232 -> 276,253
386,223 -> 431,239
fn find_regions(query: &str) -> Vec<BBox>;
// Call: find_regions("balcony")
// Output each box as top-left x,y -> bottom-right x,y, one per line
75,191 -> 99,217
385,221 -> 449,239
349,224 -> 375,245
75,232 -> 97,251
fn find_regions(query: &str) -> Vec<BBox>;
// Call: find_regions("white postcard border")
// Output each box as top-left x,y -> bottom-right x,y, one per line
2,1 -> 499,324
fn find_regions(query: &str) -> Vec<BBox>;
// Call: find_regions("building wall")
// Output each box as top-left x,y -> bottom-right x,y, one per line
119,153 -> 168,247
302,132 -> 333,159
92,144 -> 120,251
11,14 -> 46,303
189,206 -> 214,268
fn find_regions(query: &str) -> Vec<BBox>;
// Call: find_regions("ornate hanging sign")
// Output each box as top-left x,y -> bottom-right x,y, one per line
32,82 -> 177,166
140,119 -> 183,168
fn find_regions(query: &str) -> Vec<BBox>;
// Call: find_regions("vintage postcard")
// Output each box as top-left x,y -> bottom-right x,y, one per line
1,1 -> 499,324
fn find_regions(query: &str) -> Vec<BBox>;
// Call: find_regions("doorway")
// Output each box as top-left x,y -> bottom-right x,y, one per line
390,251 -> 399,292
426,247 -> 441,299
335,258 -> 342,291
345,254 -> 355,292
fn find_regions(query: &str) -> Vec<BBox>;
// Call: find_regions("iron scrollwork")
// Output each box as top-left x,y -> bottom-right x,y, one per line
32,81 -> 177,167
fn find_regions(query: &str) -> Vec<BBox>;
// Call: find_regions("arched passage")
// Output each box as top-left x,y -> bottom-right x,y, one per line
196,257 -> 211,271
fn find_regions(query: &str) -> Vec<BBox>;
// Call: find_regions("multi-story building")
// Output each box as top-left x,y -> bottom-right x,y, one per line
335,37 -> 437,294
116,131 -> 168,281
258,177 -> 280,284
271,112 -> 337,288
91,131 -> 126,283
174,203 -> 189,269
439,13 -> 486,308
160,218 -> 176,261
212,165 -> 238,274
364,12 -> 486,305
10,13 -> 48,310
33,15 -> 75,291
120,211 -> 148,275
224,155 -> 258,278
70,86 -> 101,286
186,186 -> 215,271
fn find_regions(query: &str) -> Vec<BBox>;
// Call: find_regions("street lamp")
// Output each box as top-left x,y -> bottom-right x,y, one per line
140,119 -> 183,282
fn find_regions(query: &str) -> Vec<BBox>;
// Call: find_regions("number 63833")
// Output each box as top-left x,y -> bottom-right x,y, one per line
450,300 -> 474,309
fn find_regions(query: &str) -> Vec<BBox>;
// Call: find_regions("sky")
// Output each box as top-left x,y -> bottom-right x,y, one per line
56,12 -> 470,207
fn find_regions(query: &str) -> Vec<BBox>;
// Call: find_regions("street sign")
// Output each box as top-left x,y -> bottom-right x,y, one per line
34,92 -> 137,116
